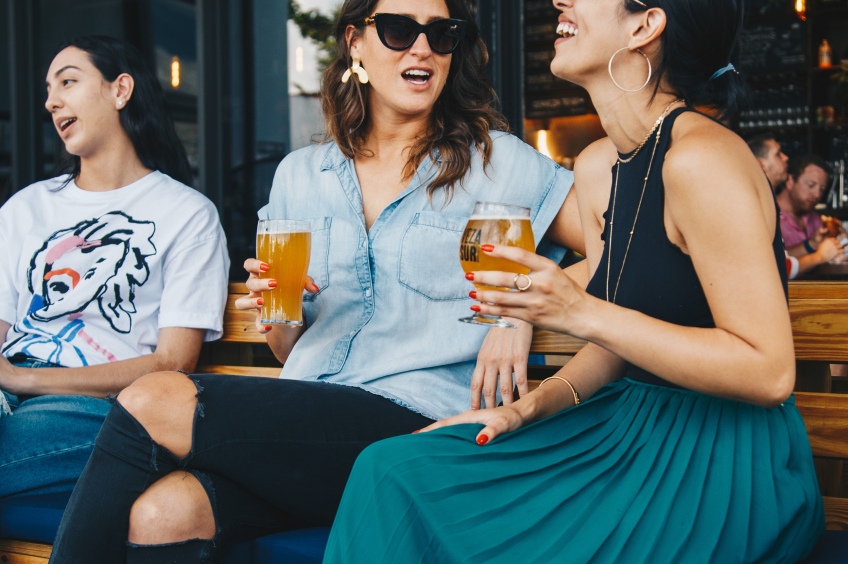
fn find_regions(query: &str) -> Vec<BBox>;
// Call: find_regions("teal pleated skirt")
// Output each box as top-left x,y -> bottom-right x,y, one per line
324,379 -> 824,563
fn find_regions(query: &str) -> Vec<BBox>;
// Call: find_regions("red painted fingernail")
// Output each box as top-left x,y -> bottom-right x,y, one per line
469,291 -> 477,299
477,434 -> 489,445
259,264 -> 270,272
481,244 -> 494,252
411,429 -> 420,434
268,280 -> 278,288
256,298 -> 264,306
264,325 -> 272,332
470,305 -> 481,312
465,272 -> 475,281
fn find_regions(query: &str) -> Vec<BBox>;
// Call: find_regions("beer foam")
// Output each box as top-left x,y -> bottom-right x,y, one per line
264,229 -> 310,234
468,215 -> 530,220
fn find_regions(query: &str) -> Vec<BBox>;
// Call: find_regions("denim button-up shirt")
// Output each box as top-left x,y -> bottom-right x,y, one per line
258,132 -> 572,420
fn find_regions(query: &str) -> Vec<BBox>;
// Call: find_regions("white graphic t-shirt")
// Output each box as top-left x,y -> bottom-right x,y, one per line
0,171 -> 229,367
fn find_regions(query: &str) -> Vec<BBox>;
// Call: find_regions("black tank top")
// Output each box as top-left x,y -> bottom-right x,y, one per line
584,108 -> 788,387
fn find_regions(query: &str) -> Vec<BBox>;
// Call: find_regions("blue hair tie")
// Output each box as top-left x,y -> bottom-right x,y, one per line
709,63 -> 736,81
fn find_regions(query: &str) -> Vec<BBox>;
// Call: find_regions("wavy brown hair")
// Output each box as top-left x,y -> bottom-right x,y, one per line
321,0 -> 508,200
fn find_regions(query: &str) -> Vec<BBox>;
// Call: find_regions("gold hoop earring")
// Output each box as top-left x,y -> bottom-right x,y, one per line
608,47 -> 651,93
341,57 -> 369,84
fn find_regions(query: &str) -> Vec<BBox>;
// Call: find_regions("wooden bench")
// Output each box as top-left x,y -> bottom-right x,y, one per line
2,281 -> 847,562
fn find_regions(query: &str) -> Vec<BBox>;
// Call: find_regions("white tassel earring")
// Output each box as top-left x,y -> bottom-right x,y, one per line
342,57 -> 369,84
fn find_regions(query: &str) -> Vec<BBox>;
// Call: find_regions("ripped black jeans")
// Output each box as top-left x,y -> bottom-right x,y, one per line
49,374 -> 433,563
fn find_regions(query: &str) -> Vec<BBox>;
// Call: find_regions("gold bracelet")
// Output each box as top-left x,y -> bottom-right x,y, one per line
540,376 -> 581,405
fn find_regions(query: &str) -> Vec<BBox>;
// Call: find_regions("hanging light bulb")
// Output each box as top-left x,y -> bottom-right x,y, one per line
795,0 -> 806,21
171,56 -> 181,89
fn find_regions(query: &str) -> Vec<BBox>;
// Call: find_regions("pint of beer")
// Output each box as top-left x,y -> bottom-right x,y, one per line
459,202 -> 534,328
256,219 -> 312,325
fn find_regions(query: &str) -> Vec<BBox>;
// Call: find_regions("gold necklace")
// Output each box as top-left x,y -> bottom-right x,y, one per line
605,102 -> 681,303
617,99 -> 682,164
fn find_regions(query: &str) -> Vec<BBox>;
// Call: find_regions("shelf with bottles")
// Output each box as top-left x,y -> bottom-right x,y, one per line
822,156 -> 848,215
738,106 -> 811,132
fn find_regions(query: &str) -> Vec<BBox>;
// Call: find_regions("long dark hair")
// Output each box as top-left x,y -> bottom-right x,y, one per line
54,35 -> 192,186
321,0 -> 509,200
623,0 -> 748,121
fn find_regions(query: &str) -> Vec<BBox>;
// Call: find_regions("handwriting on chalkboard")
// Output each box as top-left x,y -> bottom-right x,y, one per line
748,0 -> 790,17
738,21 -> 807,72
524,0 -> 590,119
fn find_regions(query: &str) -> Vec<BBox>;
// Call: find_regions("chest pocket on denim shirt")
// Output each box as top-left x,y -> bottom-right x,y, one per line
398,212 -> 469,301
303,217 -> 331,302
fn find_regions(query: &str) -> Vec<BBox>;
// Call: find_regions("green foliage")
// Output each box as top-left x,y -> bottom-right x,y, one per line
289,0 -> 340,72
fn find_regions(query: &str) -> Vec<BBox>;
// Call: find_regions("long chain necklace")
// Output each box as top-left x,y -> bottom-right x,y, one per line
617,98 -> 682,164
605,100 -> 682,303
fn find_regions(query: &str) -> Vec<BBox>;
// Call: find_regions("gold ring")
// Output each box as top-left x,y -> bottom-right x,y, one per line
513,273 -> 532,292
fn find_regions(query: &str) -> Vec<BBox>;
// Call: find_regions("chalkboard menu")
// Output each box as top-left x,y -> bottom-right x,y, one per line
524,0 -> 590,119
747,0 -> 792,18
737,20 -> 807,72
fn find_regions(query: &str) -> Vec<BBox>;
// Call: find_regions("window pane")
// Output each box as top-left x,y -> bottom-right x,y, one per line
0,0 -> 10,201
152,0 -> 199,171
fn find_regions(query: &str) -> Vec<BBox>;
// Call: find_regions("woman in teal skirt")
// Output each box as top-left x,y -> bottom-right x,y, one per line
324,0 -> 824,562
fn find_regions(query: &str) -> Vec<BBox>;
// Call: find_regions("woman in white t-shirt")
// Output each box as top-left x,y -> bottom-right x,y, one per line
0,35 -> 229,498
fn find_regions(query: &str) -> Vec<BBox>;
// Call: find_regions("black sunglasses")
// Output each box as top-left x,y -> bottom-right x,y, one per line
364,13 -> 467,55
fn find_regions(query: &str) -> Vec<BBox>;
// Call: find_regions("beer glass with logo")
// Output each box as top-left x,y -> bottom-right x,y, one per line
256,219 -> 312,326
459,201 -> 534,328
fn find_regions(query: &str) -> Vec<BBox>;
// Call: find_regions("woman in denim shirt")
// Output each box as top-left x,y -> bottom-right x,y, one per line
50,1 -> 582,561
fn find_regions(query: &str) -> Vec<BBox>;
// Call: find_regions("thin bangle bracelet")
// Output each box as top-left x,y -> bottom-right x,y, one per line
540,376 -> 581,405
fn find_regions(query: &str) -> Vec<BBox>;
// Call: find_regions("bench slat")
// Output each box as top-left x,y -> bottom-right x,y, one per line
0,539 -> 52,561
795,392 -> 848,459
790,300 -> 848,362
823,497 -> 848,531
529,329 -> 586,355
196,365 -> 281,378
789,282 -> 848,300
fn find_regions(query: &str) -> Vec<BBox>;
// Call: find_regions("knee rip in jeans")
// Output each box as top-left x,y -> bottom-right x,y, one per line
125,537 -> 217,563
111,373 -> 206,472
189,375 -> 207,419
190,470 -> 221,538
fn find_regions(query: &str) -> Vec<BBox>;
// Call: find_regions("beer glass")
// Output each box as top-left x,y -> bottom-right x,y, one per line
256,219 -> 312,325
459,201 -> 534,328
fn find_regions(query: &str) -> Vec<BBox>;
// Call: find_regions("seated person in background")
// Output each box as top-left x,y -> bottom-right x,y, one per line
0,35 -> 229,499
744,136 -> 844,277
746,131 -> 789,192
778,154 -> 846,275
745,133 -> 807,278
48,1 -> 583,561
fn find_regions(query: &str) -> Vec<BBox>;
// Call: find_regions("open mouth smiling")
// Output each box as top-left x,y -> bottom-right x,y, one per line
58,118 -> 77,132
402,69 -> 432,84
557,22 -> 578,38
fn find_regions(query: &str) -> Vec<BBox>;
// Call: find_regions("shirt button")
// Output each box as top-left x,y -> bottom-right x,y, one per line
365,288 -> 372,298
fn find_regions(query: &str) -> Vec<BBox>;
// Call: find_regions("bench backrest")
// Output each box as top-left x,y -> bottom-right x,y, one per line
213,281 -> 848,356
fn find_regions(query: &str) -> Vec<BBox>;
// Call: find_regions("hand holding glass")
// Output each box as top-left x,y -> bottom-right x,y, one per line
459,201 -> 534,328
256,219 -> 311,326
